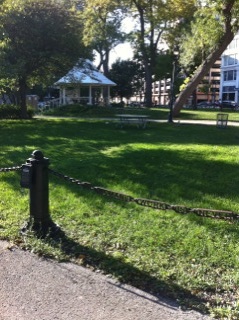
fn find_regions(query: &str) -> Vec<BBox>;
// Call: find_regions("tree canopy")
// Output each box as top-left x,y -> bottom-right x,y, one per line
80,0 -> 125,76
0,0 -> 90,118
121,0 -> 196,107
109,59 -> 144,101
1,0 -> 239,117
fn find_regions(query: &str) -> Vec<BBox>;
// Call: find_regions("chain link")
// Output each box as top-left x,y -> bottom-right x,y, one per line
49,168 -> 239,221
1,165 -> 236,222
94,187 -> 134,202
134,198 -> 172,210
0,165 -> 22,172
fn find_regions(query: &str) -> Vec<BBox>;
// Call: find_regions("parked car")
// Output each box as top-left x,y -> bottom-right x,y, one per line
196,101 -> 211,108
128,102 -> 144,107
220,100 -> 238,110
196,101 -> 218,109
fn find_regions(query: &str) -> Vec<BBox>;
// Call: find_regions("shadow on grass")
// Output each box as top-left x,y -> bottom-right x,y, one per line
42,226 -> 209,315
46,143 -> 239,211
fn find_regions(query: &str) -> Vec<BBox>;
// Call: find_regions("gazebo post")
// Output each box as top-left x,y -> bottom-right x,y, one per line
107,86 -> 110,106
59,88 -> 62,105
78,86 -> 81,104
89,85 -> 92,105
101,87 -> 104,105
63,87 -> 66,105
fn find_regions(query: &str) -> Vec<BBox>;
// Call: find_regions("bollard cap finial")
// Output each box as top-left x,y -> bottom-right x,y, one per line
32,150 -> 44,160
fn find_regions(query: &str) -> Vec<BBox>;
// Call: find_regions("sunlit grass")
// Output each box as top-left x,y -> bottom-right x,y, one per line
1,117 -> 239,318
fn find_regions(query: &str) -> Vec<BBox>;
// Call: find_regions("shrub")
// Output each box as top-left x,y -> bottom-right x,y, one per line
110,102 -> 125,108
0,104 -> 34,119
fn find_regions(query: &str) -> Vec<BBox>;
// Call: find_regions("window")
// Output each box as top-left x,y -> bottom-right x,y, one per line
222,86 -> 236,93
211,72 -> 220,77
223,54 -> 238,66
223,70 -> 237,81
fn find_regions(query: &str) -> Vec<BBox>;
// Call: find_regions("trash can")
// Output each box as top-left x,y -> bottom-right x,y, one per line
216,113 -> 228,128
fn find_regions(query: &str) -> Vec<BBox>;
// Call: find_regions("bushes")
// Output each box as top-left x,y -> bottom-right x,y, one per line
44,104 -> 120,117
110,101 -> 125,108
0,104 -> 34,119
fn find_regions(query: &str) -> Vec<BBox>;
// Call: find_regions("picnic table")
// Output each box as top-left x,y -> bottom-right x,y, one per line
116,114 -> 149,129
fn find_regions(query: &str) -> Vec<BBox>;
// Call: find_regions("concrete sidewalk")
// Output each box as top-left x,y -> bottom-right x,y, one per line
0,241 -> 213,320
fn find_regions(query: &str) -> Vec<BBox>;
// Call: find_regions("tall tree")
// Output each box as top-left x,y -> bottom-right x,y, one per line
81,0 -> 125,76
0,0 -> 90,118
125,0 -> 196,107
173,0 -> 239,116
154,51 -> 175,80
109,59 -> 144,101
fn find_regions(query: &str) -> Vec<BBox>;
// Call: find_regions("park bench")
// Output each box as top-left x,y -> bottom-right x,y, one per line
116,114 -> 149,129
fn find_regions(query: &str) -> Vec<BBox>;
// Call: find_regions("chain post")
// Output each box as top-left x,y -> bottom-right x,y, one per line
22,150 -> 57,236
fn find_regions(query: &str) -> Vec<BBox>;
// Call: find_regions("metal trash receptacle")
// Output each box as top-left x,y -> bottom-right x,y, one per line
216,113 -> 228,128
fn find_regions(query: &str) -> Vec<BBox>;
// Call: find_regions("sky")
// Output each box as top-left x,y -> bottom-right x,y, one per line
93,17 -> 168,67
94,17 -> 135,67
93,43 -> 134,67
108,42 -> 134,65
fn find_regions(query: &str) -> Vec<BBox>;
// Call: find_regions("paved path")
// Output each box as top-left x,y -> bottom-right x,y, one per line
36,113 -> 239,127
167,119 -> 239,126
0,241 -> 213,320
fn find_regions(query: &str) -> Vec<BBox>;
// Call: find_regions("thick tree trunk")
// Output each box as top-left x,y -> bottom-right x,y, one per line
19,77 -> 28,119
173,31 -> 234,116
173,1 -> 236,116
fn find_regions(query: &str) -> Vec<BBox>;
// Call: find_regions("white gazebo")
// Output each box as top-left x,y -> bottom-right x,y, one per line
54,59 -> 116,106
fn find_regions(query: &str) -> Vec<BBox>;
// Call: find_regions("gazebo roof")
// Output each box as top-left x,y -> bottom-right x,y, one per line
55,59 -> 116,86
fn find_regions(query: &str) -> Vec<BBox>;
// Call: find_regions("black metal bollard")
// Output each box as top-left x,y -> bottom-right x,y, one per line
21,150 -> 57,236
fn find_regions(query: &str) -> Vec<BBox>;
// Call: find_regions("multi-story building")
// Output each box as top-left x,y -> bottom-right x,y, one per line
130,33 -> 239,107
151,78 -> 171,106
151,59 -> 221,107
220,32 -> 239,104
196,59 -> 221,104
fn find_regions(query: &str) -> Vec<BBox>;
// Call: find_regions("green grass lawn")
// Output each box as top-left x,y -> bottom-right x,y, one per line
1,113 -> 239,318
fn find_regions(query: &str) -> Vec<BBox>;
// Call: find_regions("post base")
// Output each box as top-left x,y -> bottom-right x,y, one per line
21,218 -> 61,238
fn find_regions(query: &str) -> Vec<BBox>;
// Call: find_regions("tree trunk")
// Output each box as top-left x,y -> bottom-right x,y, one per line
144,62 -> 152,107
102,55 -> 109,77
173,32 -> 234,116
19,77 -> 28,119
173,1 -> 236,116
192,89 -> 197,109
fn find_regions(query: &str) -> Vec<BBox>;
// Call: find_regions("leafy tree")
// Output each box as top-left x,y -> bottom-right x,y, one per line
154,51 -> 175,80
80,0 -> 125,76
0,0 -> 90,118
173,0 -> 239,116
124,0 -> 196,107
109,59 -> 144,101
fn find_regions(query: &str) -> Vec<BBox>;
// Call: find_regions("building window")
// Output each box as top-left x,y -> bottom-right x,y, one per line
211,72 -> 220,78
223,54 -> 238,66
222,86 -> 235,101
223,70 -> 237,81
222,86 -> 236,93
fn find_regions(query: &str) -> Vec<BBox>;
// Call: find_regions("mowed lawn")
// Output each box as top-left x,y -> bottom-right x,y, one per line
1,114 -> 239,318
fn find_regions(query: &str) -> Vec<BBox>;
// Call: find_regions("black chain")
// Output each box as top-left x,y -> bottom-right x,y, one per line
49,168 -> 239,221
0,165 -> 22,172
